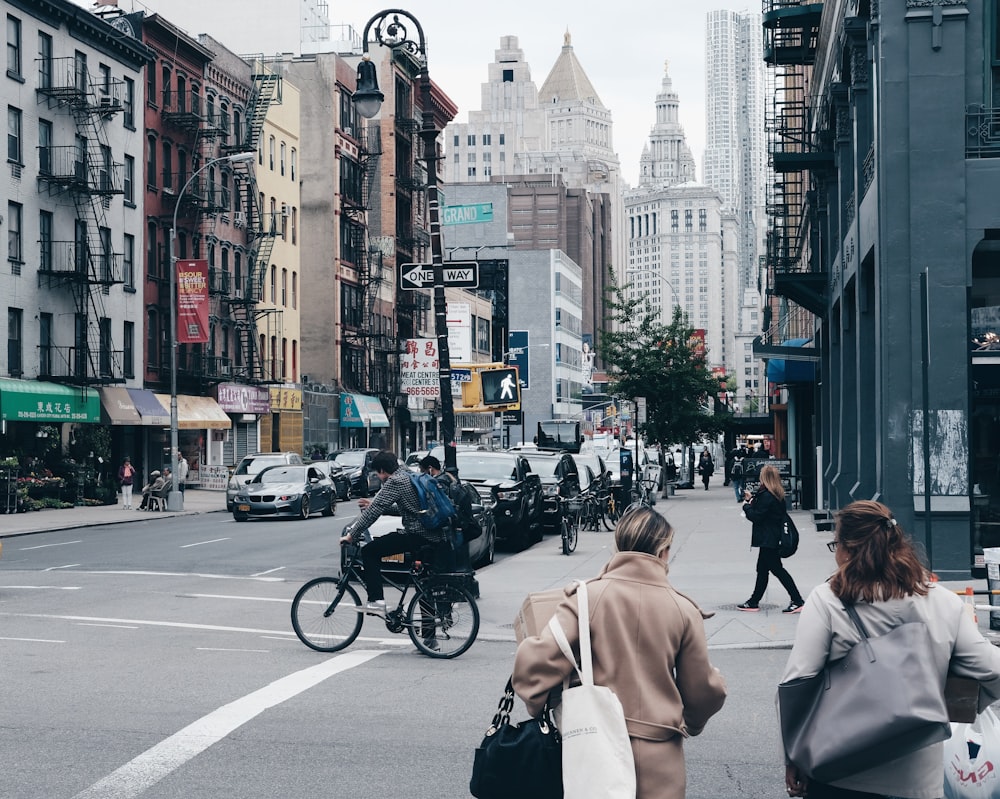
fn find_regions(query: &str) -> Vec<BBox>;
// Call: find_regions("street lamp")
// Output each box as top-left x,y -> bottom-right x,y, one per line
353,9 -> 458,470
624,266 -> 681,314
167,151 -> 255,511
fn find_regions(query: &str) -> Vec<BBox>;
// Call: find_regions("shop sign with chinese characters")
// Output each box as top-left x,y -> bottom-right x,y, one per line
400,339 -> 440,399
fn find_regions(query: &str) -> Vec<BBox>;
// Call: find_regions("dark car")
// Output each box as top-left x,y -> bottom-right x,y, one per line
232,464 -> 336,521
450,451 -> 544,550
573,452 -> 610,494
520,450 -> 582,533
317,459 -> 351,501
329,448 -> 381,498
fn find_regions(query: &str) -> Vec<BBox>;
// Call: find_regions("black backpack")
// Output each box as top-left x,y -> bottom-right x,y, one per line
453,481 -> 483,541
778,513 -> 800,558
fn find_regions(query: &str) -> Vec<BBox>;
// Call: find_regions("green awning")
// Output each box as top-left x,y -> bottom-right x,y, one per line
0,378 -> 101,423
340,393 -> 389,428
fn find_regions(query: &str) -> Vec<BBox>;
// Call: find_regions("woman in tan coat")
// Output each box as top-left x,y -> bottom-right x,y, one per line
512,508 -> 727,798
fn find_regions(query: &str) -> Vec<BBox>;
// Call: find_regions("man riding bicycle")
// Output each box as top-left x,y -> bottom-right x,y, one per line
339,450 -> 450,616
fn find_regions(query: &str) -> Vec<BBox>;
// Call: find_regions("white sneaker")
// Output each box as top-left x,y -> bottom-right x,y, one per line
363,600 -> 387,615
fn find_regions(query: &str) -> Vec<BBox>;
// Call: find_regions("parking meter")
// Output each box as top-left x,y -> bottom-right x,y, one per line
619,449 -> 634,495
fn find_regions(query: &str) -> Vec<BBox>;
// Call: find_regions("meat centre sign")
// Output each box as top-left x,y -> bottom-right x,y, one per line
400,338 -> 440,399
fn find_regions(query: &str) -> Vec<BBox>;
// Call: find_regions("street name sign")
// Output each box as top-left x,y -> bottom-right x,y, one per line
398,261 -> 479,290
441,202 -> 493,226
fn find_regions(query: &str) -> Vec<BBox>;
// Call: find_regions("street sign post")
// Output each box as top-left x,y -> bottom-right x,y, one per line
398,261 -> 479,290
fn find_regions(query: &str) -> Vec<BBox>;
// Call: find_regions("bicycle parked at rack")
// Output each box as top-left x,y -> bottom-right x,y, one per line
627,478 -> 658,511
560,496 -> 579,555
290,538 -> 480,659
573,485 -> 613,532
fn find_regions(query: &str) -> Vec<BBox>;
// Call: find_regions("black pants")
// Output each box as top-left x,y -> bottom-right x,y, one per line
750,546 -> 804,605
806,783 -> 898,799
361,531 -> 447,602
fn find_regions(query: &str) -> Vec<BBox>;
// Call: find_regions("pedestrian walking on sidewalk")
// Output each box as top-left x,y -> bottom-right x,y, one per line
737,464 -> 805,613
781,500 -> 1000,799
512,508 -> 728,799
697,447 -> 714,491
118,456 -> 135,509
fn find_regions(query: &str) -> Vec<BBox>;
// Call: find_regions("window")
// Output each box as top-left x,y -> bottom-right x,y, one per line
499,133 -> 505,145
7,201 -> 21,263
269,135 -> 275,170
123,154 -> 134,203
6,15 -> 21,79
7,105 -> 20,162
39,210 -> 52,271
161,141 -> 172,189
99,317 -> 112,376
270,264 -> 276,303
123,77 -> 134,127
39,312 -> 51,375
684,209 -> 693,232
290,147 -> 296,181
280,141 -> 286,175
281,268 -> 287,306
37,32 -> 51,89
146,134 -> 156,187
341,284 -> 363,328
147,309 -> 158,368
453,134 -> 459,146
467,134 -> 476,146
147,221 -> 157,278
146,60 -> 155,105
7,307 -> 22,376
123,233 -> 134,288
502,69 -> 513,82
698,208 -> 707,233
38,118 -> 52,174
98,64 -> 110,96
483,133 -> 491,145
100,144 -> 111,192
123,321 -> 134,378
671,209 -> 679,232
291,207 -> 297,244
291,272 -> 297,309
73,51 -> 87,93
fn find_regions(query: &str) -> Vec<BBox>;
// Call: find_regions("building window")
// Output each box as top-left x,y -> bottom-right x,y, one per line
467,167 -> 476,177
7,307 -> 22,376
99,317 -> 112,376
467,134 -> 476,146
161,141 -> 173,190
684,209 -> 693,232
100,144 -> 112,192
483,133 -> 491,145
98,64 -> 110,96
280,141 -> 286,176
39,312 -> 51,375
341,283 -> 362,328
6,15 -> 21,79
671,209 -> 679,232
38,117 -> 53,174
291,207 -> 297,244
123,321 -> 134,378
291,271 -> 297,309
147,310 -> 158,368
123,154 -> 134,203
698,208 -> 707,232
39,210 -> 52,271
269,135 -> 275,170
7,105 -> 21,163
281,267 -> 287,306
73,51 -> 87,93
122,76 -> 134,127
146,134 -> 156,187
37,32 -> 51,89
147,221 -> 157,278
146,60 -> 155,105
502,69 -> 513,82
290,147 -> 296,181
123,233 -> 134,288
270,264 -> 276,303
7,201 -> 21,264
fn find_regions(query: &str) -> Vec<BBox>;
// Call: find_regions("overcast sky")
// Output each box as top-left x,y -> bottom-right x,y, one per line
88,0 -> 751,186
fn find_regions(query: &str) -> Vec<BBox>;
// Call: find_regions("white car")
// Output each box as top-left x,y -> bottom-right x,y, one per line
226,452 -> 304,511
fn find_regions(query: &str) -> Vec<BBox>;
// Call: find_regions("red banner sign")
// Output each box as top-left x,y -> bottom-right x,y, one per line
177,259 -> 209,344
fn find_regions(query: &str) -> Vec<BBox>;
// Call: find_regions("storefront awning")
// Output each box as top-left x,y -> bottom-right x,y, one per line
98,387 -> 142,425
765,338 -> 818,385
127,388 -> 170,426
340,393 -> 389,428
154,393 -> 232,429
0,378 -> 100,423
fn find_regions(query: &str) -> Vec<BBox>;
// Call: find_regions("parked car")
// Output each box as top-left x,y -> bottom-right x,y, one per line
446,450 -> 544,551
403,450 -> 429,473
226,451 -> 304,511
316,460 -> 351,501
329,448 -> 381,497
573,452 -> 610,494
520,450 -> 582,533
232,464 -> 336,521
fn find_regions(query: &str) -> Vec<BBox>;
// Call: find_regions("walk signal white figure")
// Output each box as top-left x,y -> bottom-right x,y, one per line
500,372 -> 516,400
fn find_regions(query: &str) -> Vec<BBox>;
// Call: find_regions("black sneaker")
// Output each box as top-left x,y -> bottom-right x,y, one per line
783,602 -> 804,614
737,601 -> 760,612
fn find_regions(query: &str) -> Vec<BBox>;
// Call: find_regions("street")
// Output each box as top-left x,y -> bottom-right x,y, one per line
1,489 -> 823,798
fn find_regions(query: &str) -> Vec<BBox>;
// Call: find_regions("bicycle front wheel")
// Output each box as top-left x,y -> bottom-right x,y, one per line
406,580 -> 480,659
291,577 -> 363,652
562,515 -> 578,554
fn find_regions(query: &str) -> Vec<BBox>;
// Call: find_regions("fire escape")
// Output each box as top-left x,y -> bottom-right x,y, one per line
758,0 -> 829,358
223,59 -> 282,384
36,56 -> 126,385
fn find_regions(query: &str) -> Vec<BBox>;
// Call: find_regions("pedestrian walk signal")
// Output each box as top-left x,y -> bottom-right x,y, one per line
481,368 -> 520,406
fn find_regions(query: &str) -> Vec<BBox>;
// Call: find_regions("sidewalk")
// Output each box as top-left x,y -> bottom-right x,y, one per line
0,488 -> 226,536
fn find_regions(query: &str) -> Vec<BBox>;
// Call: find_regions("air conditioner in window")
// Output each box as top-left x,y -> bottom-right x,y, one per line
219,363 -> 231,376
343,126 -> 354,137
281,203 -> 290,217
233,211 -> 246,228
234,288 -> 243,299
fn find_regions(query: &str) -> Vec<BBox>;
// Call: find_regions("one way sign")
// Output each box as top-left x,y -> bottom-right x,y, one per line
398,261 -> 479,290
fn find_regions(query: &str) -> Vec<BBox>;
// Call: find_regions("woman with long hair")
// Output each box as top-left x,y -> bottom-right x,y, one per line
738,464 -> 805,612
512,507 -> 727,798
782,500 -> 1000,798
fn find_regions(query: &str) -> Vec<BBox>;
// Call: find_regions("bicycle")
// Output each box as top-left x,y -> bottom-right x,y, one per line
561,496 -> 579,555
290,539 -> 480,659
629,478 -> 658,509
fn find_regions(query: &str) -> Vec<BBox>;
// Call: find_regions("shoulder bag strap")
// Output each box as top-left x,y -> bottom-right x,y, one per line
842,602 -> 871,639
547,579 -> 593,686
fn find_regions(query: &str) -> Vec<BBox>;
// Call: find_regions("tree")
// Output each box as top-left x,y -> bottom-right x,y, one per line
598,272 -> 729,447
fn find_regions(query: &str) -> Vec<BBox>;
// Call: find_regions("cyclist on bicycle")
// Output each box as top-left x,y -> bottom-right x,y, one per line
340,450 -> 450,615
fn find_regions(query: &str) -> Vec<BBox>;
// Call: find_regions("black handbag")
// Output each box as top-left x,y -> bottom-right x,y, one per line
470,676 -> 562,799
777,603 -> 950,783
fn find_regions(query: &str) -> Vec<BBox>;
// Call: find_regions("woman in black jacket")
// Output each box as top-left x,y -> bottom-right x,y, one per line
737,464 -> 805,613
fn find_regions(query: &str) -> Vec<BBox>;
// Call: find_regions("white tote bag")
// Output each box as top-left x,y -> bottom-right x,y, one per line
549,580 -> 636,799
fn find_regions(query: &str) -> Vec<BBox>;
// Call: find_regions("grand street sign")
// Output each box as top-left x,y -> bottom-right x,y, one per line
397,261 -> 479,290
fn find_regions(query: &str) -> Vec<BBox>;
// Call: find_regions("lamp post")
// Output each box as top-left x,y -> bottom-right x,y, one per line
168,151 -> 255,511
353,9 -> 457,470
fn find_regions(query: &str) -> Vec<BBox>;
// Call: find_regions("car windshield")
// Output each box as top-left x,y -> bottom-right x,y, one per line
256,466 -> 307,484
236,456 -> 287,476
524,457 -> 560,477
456,455 -> 519,482
334,452 -> 366,467
575,455 -> 603,478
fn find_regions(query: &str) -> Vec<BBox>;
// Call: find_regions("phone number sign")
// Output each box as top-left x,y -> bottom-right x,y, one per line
400,338 -> 440,398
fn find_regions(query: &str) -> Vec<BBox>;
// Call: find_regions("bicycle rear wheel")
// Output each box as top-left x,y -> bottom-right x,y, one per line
562,515 -> 578,554
406,580 -> 480,659
291,577 -> 363,652
604,496 -> 622,528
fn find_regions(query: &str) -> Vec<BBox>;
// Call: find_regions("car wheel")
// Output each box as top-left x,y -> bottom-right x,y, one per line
474,521 -> 496,567
322,496 -> 335,516
299,496 -> 309,520
233,512 -> 248,522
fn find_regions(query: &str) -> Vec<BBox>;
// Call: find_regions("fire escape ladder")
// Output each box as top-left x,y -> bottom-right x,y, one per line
237,60 -> 281,154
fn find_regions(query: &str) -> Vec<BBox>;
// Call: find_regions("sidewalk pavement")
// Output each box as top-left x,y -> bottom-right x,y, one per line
0,488 -> 226,537
2,479 -> 994,651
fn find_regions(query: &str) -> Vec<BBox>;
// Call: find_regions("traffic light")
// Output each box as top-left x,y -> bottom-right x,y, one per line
481,367 -> 520,406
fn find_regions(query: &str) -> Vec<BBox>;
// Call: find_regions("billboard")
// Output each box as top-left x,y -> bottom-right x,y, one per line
400,338 -> 440,399
507,330 -> 530,389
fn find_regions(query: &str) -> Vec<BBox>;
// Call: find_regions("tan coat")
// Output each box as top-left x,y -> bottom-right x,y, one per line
512,551 -> 727,799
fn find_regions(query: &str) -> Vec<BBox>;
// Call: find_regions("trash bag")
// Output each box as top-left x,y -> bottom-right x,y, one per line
944,706 -> 1000,798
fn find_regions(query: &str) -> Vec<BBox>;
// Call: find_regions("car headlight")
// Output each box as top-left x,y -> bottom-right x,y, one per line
278,494 -> 300,502
496,490 -> 520,501
543,485 -> 560,497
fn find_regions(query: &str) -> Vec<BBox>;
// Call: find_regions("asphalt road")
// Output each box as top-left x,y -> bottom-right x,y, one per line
1,509 -> 789,798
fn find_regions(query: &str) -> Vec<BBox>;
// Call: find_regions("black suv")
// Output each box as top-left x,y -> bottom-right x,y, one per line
452,451 -> 543,551
520,450 -> 582,534
328,448 -> 381,498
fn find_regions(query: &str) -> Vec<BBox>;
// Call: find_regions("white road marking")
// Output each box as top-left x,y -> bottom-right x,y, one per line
20,540 -> 82,550
179,537 -> 231,549
70,650 -> 383,799
250,566 -> 285,576
196,647 -> 269,653
0,585 -> 81,590
0,636 -> 65,643
44,564 -> 80,571
80,571 -> 283,581
182,593 -> 288,603
77,623 -> 139,629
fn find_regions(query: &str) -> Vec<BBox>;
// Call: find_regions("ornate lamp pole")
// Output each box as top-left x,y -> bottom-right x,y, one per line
353,9 -> 457,470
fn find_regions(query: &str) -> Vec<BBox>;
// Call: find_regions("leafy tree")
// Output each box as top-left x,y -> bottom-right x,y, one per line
598,273 -> 729,447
